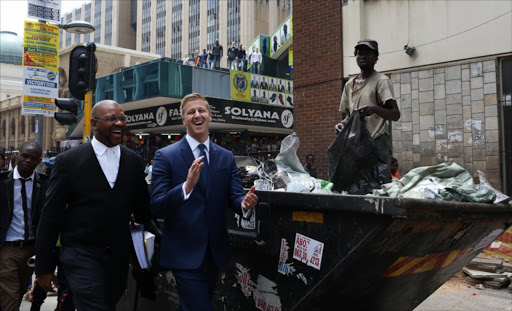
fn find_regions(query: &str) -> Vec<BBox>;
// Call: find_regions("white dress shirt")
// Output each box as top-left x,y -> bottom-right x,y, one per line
182,135 -> 210,198
6,167 -> 35,241
92,137 -> 120,188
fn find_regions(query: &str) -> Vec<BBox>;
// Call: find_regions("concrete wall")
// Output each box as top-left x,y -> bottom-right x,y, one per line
342,0 -> 512,76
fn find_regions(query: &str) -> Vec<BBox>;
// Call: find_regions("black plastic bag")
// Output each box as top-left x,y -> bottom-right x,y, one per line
327,111 -> 391,195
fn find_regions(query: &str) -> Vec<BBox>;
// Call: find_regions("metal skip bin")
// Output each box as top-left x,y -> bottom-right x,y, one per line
217,191 -> 512,311
119,191 -> 512,311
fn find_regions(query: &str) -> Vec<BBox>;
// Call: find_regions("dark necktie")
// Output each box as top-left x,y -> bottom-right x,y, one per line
198,144 -> 208,191
20,178 -> 30,241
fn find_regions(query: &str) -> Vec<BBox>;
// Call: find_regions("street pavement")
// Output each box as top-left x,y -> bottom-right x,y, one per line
20,274 -> 512,311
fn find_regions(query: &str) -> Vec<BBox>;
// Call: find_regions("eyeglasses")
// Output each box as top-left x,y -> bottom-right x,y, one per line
93,116 -> 127,123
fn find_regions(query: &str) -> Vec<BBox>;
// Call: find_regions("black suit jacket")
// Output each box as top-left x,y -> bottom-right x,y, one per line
0,170 -> 49,245
35,142 -> 150,275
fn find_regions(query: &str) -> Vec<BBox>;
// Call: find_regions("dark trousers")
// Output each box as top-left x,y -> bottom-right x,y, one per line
60,246 -> 127,311
30,248 -> 75,311
0,244 -> 34,311
172,251 -> 218,311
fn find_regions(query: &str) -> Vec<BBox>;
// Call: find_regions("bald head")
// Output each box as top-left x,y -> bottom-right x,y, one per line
91,100 -> 121,119
91,100 -> 127,147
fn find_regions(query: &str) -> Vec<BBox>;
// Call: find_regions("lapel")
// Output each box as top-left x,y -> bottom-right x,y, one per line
179,137 -> 195,170
114,146 -> 127,190
5,170 -> 14,219
30,171 -> 41,217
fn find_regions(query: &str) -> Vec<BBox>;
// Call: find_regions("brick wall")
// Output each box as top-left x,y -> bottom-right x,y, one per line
293,0 -> 343,180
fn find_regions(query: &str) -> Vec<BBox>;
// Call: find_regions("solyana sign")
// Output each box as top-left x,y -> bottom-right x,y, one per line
125,98 -> 293,130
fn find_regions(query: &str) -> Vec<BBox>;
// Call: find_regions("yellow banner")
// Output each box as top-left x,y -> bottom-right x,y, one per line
23,21 -> 60,71
24,95 -> 54,103
230,71 -> 251,102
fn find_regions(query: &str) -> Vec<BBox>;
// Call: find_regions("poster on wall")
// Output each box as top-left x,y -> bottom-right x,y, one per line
231,71 -> 293,107
22,21 -> 60,116
270,15 -> 292,58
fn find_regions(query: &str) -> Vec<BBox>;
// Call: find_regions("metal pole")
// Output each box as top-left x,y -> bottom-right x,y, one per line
83,90 -> 93,143
35,114 -> 44,146
83,42 -> 96,143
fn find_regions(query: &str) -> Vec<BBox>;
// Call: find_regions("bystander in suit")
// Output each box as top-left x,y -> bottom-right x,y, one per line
35,100 -> 152,311
0,141 -> 48,311
150,93 -> 258,311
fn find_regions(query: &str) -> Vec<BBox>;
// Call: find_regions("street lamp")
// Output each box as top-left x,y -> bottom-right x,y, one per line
60,20 -> 95,34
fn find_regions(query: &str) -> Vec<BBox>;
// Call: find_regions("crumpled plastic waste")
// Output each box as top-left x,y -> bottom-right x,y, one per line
373,162 -> 497,203
243,132 -> 333,193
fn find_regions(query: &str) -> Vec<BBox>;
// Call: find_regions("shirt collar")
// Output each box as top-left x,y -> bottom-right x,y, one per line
92,137 -> 120,157
185,135 -> 210,152
13,166 -> 35,181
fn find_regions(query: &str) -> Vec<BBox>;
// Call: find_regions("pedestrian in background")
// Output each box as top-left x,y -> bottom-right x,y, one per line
35,100 -> 152,311
150,93 -> 258,311
0,147 -> 7,172
250,47 -> 262,74
236,44 -> 246,71
303,154 -> 317,178
0,141 -> 48,311
212,39 -> 223,70
199,49 -> 209,68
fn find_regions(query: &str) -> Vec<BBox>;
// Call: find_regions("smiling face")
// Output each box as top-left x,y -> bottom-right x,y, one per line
181,96 -> 212,142
91,101 -> 127,147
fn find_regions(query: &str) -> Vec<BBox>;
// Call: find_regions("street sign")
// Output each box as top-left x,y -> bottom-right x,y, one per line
22,21 -> 60,116
27,0 -> 61,23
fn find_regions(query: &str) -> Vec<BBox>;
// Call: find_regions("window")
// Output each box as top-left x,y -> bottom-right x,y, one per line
342,0 -> 348,5
65,13 -> 72,46
75,8 -> 82,43
188,0 -> 200,57
1,120 -> 5,137
207,0 -> 219,51
226,0 -> 240,48
94,0 -> 102,43
142,0 -> 152,52
10,118 -> 15,137
500,57 -> 512,195
104,0 -> 113,45
156,0 -> 167,56
84,3 -> 91,42
20,117 -> 25,135
171,0 -> 183,59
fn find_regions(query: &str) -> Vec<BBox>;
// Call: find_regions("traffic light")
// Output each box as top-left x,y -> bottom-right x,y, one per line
69,43 -> 97,100
54,98 -> 79,125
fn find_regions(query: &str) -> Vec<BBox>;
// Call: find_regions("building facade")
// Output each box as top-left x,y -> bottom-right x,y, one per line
60,0 -> 292,68
59,0 -> 136,50
293,0 -> 512,194
0,33 -> 159,154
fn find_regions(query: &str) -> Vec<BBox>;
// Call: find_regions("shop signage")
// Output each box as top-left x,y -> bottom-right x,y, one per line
125,98 -> 293,130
